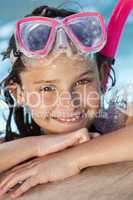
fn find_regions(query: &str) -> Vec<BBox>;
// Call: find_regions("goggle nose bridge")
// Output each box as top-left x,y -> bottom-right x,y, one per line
54,24 -> 72,50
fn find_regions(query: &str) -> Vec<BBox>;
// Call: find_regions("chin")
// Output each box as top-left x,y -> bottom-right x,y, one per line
45,126 -> 85,135
34,111 -> 93,135
43,117 -> 88,135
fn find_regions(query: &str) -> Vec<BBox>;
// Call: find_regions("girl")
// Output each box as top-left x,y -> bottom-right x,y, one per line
0,5 -> 133,198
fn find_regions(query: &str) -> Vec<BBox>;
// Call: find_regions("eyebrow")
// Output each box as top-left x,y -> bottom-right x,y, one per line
34,79 -> 60,84
33,70 -> 94,85
77,69 -> 94,79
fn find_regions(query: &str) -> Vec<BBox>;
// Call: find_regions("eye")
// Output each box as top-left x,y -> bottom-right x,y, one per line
74,78 -> 92,87
39,85 -> 56,92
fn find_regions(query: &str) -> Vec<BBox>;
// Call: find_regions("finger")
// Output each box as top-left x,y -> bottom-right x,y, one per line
0,172 -> 15,188
73,137 -> 90,145
10,162 -> 32,172
0,161 -> 33,188
90,132 -> 100,138
78,133 -> 90,143
11,177 -> 39,198
74,129 -> 90,144
66,130 -> 89,145
0,169 -> 33,194
46,135 -> 80,154
0,172 -> 17,196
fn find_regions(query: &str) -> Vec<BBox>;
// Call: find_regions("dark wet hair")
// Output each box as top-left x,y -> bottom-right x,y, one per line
1,5 -> 76,141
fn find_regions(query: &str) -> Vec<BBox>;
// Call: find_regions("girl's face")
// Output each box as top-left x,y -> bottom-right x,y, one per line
18,53 -> 101,134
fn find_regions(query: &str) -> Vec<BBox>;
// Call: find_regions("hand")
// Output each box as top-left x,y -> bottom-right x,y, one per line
0,149 -> 80,198
90,132 -> 100,138
37,128 -> 90,156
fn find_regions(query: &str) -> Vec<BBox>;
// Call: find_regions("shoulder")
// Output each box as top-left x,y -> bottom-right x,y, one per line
93,106 -> 127,134
111,83 -> 133,127
94,83 -> 133,134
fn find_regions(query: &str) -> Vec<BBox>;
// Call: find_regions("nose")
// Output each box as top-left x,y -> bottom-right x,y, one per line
59,91 -> 73,108
57,90 -> 81,113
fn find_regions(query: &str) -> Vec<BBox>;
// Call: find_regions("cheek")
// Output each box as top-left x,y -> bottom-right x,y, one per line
28,94 -> 39,106
87,85 -> 100,109
41,92 -> 58,106
87,89 -> 100,109
26,92 -> 58,119
76,84 -> 100,109
25,91 -> 57,107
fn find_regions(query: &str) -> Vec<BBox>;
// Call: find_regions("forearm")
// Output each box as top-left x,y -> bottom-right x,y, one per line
0,128 -> 89,173
71,125 -> 133,170
0,137 -> 38,172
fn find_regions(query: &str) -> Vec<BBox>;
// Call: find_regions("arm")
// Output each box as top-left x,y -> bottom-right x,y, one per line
0,128 -> 89,173
0,137 -> 38,172
0,125 -> 133,198
74,124 -> 133,169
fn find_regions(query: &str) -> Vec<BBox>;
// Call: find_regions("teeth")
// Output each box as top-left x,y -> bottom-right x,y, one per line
52,112 -> 86,122
76,116 -> 80,119
57,115 -> 82,122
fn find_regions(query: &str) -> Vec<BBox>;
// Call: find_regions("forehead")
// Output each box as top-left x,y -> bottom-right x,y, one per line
21,53 -> 96,83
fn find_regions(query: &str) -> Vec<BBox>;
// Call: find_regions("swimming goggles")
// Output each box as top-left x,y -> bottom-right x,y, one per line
14,12 -> 107,58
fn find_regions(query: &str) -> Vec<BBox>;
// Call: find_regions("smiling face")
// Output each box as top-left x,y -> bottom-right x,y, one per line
17,52 -> 101,135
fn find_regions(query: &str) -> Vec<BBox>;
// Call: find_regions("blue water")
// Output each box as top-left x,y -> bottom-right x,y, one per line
0,0 -> 133,132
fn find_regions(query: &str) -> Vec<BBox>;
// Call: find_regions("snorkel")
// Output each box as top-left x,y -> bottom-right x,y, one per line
97,0 -> 133,92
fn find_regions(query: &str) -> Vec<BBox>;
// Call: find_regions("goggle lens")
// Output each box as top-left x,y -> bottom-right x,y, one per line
67,16 -> 103,48
20,21 -> 52,51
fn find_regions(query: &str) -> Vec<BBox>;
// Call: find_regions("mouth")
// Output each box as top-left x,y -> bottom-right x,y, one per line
52,113 -> 86,124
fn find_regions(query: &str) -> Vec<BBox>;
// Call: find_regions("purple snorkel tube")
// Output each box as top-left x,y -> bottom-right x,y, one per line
96,0 -> 133,92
